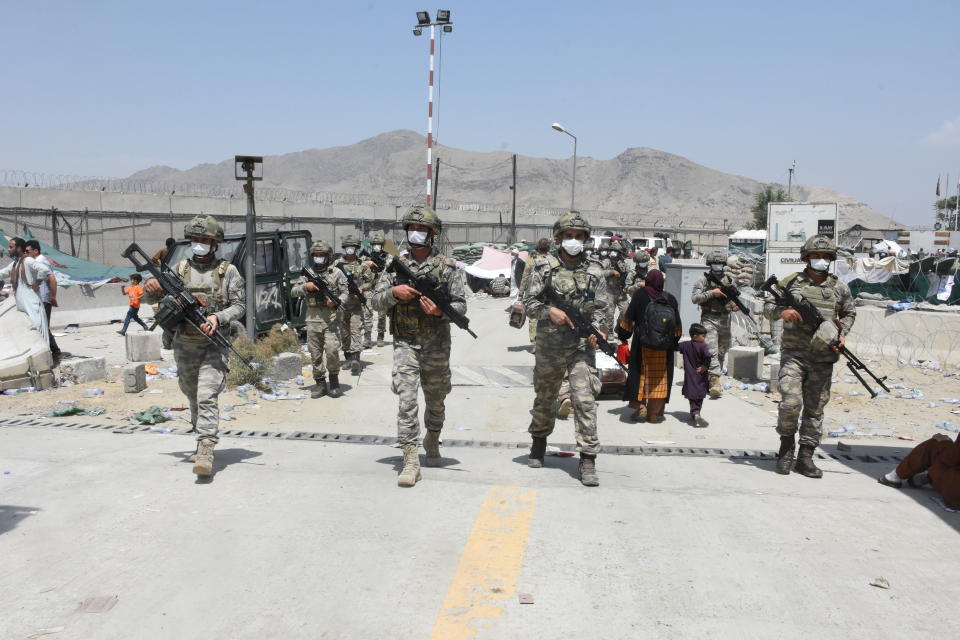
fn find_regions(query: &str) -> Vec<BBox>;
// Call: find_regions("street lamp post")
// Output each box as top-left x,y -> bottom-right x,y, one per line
412,10 -> 453,208
551,122 -> 577,210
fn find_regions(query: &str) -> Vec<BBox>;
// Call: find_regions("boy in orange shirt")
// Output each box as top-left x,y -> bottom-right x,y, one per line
118,273 -> 149,336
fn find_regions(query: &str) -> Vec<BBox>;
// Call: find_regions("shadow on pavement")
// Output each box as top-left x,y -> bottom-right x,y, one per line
510,454 -> 580,481
729,442 -> 960,534
374,454 -> 462,472
605,405 -> 636,424
0,505 -> 39,535
161,448 -> 264,482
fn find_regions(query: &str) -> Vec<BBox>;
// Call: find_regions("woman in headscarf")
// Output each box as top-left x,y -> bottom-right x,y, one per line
615,269 -> 681,423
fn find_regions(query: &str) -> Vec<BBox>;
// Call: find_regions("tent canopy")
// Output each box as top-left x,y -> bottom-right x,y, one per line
1,227 -> 131,283
463,246 -> 528,280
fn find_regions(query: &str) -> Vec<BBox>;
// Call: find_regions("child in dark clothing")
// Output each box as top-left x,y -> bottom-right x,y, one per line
677,323 -> 712,427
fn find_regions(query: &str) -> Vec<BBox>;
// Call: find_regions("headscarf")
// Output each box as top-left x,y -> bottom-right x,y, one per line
644,269 -> 664,301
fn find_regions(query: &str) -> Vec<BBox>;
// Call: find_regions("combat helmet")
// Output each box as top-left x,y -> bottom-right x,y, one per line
371,232 -> 385,245
553,210 -> 591,237
401,206 -> 442,234
342,234 -> 361,247
705,250 -> 727,265
310,240 -> 332,255
184,215 -> 224,242
801,235 -> 837,260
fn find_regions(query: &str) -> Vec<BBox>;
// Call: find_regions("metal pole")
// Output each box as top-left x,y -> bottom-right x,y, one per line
425,24 -> 435,207
571,135 -> 577,211
511,153 -> 517,243
243,172 -> 257,339
432,157 -> 440,207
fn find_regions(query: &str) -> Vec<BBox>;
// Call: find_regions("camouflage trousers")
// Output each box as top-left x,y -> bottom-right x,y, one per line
391,333 -> 452,446
306,320 -> 341,380
529,331 -> 601,455
776,351 -> 835,447
174,337 -> 228,444
528,313 -> 538,345
368,301 -> 387,335
702,312 -> 731,376
341,303 -> 365,353
361,302 -> 374,340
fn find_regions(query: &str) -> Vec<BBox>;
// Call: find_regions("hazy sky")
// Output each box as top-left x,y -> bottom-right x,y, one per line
2,0 -> 958,225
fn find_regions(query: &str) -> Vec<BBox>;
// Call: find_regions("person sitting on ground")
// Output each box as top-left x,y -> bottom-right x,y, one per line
878,432 -> 960,509
489,273 -> 511,297
118,273 -> 149,336
677,323 -> 711,428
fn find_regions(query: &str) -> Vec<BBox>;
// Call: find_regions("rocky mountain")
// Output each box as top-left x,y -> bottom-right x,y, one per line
127,130 -> 899,230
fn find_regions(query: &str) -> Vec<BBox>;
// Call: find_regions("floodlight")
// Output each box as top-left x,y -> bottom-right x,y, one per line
413,28 -> 423,35
436,9 -> 451,23
551,122 -> 566,132
442,24 -> 452,32
416,11 -> 431,25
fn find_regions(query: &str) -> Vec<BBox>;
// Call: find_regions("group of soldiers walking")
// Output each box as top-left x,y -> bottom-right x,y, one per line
144,208 -> 855,486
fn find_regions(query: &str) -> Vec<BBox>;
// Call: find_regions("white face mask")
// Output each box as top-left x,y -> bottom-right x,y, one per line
191,242 -> 211,257
312,256 -> 326,266
345,247 -> 356,256
561,238 -> 584,256
710,264 -> 724,272
372,244 -> 382,252
407,230 -> 429,246
600,250 -> 608,257
810,258 -> 831,272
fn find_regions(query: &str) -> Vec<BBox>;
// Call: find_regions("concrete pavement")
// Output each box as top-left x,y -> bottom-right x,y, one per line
1,424 -> 958,639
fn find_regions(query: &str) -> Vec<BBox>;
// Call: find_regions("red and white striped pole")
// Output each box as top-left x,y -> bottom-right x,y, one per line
425,24 -> 435,208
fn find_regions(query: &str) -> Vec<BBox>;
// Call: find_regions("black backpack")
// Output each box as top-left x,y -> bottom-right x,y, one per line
638,296 -> 676,350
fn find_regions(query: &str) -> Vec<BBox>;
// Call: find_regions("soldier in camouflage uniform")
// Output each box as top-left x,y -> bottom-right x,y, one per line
602,239 -> 633,331
691,250 -> 739,398
763,235 -> 856,478
334,234 -> 375,374
143,215 -> 245,477
362,232 -> 390,347
524,211 -> 610,487
371,207 -> 467,487
290,240 -> 349,399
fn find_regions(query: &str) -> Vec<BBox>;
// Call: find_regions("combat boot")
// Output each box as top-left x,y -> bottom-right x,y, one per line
708,375 -> 722,398
363,333 -> 372,350
776,436 -> 795,475
794,445 -> 823,478
349,353 -> 362,375
311,379 -> 328,399
376,332 -> 385,348
423,429 -> 442,467
327,374 -> 342,398
557,398 -> 572,419
187,442 -> 199,463
579,454 -> 599,487
397,444 -> 421,487
192,440 -> 215,477
528,436 -> 546,468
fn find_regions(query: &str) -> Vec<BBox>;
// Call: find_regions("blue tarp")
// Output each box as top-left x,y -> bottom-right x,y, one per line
1,227 -> 131,283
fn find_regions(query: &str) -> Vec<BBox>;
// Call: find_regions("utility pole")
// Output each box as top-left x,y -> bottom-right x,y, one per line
235,155 -> 263,340
511,154 -> 517,243
787,160 -> 796,199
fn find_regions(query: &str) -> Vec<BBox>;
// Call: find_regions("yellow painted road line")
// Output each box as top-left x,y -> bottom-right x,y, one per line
431,485 -> 538,640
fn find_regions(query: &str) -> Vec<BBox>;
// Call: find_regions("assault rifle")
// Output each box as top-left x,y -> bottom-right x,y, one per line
301,267 -> 343,310
705,270 -> 753,322
388,257 -> 477,338
760,275 -> 888,397
337,263 -> 367,305
121,243 -> 255,369
537,276 -> 627,373
366,251 -> 387,272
